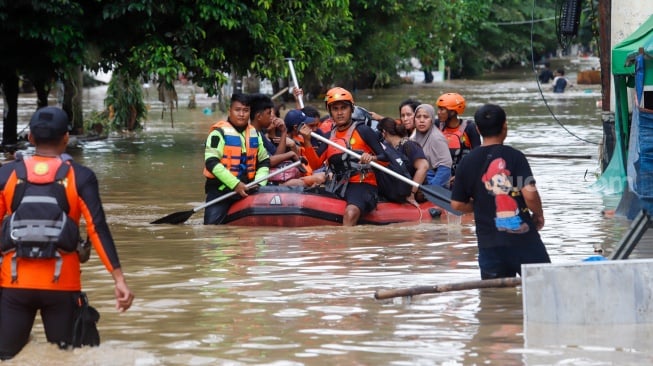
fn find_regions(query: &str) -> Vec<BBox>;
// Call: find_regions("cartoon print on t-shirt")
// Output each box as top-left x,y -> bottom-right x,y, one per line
481,158 -> 529,233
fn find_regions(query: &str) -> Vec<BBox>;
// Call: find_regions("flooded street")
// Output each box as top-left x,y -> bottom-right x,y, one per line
1,69 -> 645,365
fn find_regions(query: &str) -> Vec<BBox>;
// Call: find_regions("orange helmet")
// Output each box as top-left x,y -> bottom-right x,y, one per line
325,87 -> 354,108
436,93 -> 466,115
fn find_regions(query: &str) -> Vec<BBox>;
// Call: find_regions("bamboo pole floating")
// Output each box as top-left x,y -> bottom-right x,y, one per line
525,153 -> 593,159
374,277 -> 522,300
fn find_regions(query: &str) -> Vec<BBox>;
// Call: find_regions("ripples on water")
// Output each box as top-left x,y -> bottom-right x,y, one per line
4,74 -> 649,365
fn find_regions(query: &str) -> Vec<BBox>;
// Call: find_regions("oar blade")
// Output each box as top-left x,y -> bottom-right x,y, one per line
150,210 -> 195,225
419,185 -> 462,216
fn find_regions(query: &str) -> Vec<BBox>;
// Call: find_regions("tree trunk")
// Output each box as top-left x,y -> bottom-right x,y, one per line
1,72 -> 19,147
33,78 -> 51,108
63,66 -> 84,135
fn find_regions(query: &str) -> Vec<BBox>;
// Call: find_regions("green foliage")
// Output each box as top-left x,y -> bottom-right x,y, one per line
2,0 -> 585,105
83,110 -> 111,137
578,0 -> 600,53
104,69 -> 147,131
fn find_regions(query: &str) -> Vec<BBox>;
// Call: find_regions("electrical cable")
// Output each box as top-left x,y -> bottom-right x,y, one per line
530,0 -> 600,145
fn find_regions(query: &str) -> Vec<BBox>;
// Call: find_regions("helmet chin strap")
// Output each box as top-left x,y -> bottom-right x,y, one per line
446,111 -> 460,126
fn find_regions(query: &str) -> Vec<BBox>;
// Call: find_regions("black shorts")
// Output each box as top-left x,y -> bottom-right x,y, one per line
344,183 -> 378,215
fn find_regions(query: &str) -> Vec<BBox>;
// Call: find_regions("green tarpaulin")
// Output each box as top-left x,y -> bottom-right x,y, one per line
594,15 -> 653,199
613,14 -> 653,80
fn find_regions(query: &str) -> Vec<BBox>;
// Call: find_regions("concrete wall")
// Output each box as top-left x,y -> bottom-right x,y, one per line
522,259 -> 653,325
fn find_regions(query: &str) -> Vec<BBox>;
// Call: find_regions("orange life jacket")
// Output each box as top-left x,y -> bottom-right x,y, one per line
203,120 -> 259,181
319,118 -> 334,135
0,155 -> 84,290
327,122 -> 376,186
441,119 -> 471,163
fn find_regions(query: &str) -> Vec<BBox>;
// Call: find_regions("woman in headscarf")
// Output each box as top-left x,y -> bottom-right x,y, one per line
410,104 -> 452,188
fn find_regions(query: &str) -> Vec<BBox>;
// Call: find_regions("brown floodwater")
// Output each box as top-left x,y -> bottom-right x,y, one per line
1,67 -> 646,365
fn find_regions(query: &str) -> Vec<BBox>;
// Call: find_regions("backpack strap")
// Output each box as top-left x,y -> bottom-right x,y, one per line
10,250 -> 63,283
10,160 -> 28,212
53,160 -> 71,214
329,121 -> 363,149
459,119 -> 469,132
11,156 -> 73,213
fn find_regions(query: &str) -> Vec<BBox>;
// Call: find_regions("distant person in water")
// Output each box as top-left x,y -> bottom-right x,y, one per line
552,68 -> 571,93
538,62 -> 554,84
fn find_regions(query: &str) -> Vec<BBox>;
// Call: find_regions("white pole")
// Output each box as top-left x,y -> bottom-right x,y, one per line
285,58 -> 304,108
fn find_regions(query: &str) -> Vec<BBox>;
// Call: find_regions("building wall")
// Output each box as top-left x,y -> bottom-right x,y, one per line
611,5 -> 652,47
610,4 -> 653,111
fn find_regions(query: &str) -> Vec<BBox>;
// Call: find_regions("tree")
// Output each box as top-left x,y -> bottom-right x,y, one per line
458,0 -> 558,76
0,1 -> 86,145
1,0 -> 579,147
1,1 -> 353,143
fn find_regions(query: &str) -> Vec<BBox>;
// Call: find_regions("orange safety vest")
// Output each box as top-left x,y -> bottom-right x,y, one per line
328,122 -> 376,186
203,120 -> 259,181
0,156 -> 84,290
442,120 -> 471,162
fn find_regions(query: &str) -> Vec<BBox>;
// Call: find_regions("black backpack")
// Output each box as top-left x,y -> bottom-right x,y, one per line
1,155 -> 80,282
374,141 -> 413,203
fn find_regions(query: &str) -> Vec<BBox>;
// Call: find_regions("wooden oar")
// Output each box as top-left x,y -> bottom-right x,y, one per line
374,277 -> 522,300
309,131 -> 462,215
271,86 -> 289,101
150,160 -> 302,224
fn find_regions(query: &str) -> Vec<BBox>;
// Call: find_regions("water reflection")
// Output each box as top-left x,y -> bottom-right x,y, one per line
3,74 -> 647,365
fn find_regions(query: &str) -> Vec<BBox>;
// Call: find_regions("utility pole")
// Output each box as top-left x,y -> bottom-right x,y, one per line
598,0 -> 611,112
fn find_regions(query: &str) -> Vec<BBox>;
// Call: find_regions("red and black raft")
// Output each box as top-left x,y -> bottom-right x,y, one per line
222,185 -> 446,227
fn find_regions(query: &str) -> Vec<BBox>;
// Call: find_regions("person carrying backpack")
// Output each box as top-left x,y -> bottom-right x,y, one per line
0,107 -> 134,359
436,93 -> 481,180
298,87 -> 387,226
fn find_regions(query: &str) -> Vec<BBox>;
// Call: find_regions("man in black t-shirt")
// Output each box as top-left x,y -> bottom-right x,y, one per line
538,62 -> 554,84
451,104 -> 550,279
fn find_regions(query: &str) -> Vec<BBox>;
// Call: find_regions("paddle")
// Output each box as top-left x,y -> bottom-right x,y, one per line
150,160 -> 302,224
374,277 -> 522,300
308,131 -> 462,215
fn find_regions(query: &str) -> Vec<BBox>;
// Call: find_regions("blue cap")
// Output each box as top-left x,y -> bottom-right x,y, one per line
284,109 -> 315,130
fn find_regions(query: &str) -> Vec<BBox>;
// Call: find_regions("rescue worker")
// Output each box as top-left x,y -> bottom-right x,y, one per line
203,93 -> 271,224
298,87 -> 387,226
0,106 -> 134,359
436,92 -> 481,178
